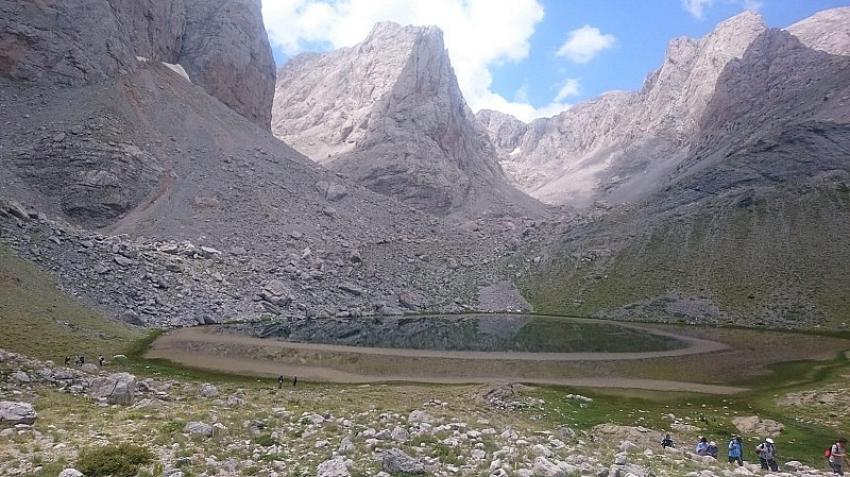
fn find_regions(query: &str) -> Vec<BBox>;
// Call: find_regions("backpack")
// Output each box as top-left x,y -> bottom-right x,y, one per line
824,447 -> 832,459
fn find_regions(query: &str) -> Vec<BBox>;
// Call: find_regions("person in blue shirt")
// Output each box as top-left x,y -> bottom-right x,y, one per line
707,441 -> 719,459
728,436 -> 744,466
695,436 -> 710,456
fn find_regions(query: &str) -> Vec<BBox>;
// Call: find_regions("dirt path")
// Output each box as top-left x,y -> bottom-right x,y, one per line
146,326 -> 745,394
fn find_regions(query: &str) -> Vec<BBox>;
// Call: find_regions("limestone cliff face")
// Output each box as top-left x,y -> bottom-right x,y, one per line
482,11 -> 768,206
180,0 -> 276,129
272,22 -> 545,217
786,7 -> 850,56
0,0 -> 274,128
475,109 -> 528,159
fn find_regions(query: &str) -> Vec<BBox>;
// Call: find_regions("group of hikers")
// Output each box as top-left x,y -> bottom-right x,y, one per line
63,354 -> 105,367
660,435 -> 847,474
276,375 -> 297,388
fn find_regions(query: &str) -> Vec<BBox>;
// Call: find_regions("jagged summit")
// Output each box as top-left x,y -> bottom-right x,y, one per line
272,22 -> 546,218
273,21 -> 442,163
786,6 -> 850,56
478,10 -> 767,206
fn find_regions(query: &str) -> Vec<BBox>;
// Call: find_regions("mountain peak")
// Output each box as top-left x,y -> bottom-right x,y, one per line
272,22 -> 544,217
367,21 -> 443,39
714,9 -> 765,31
786,6 -> 850,56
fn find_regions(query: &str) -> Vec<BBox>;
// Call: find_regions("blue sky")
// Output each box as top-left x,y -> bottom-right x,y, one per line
262,0 -> 849,120
491,0 -> 850,109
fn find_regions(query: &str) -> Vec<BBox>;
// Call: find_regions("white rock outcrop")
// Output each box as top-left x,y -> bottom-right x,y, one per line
272,22 -> 544,218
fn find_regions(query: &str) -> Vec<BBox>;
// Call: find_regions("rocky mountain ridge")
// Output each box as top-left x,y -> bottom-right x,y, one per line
517,23 -> 850,327
0,61 -> 543,327
480,11 -> 771,206
272,22 -> 546,218
786,6 -> 850,56
0,0 -> 275,128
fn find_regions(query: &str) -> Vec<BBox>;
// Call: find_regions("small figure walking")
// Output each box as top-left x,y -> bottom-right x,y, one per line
707,441 -> 719,459
292,376 -> 298,387
661,434 -> 675,449
79,355 -> 85,366
728,436 -> 744,467
829,437 -> 847,476
756,438 -> 778,471
277,375 -> 285,389
98,354 -> 105,367
64,356 -> 71,367
695,436 -> 710,456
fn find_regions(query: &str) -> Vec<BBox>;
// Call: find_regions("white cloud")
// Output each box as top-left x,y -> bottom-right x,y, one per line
555,26 -> 615,64
263,0 -> 567,121
681,0 -> 713,19
553,78 -> 580,102
681,0 -> 764,20
535,102 -> 572,118
514,84 -> 530,104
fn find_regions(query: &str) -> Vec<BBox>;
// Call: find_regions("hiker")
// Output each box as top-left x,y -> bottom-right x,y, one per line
79,355 -> 85,366
707,441 -> 719,459
756,437 -> 778,471
64,356 -> 71,367
661,434 -> 675,449
695,436 -> 710,456
277,375 -> 285,389
292,376 -> 298,387
98,354 -> 105,367
728,436 -> 744,466
829,438 -> 847,476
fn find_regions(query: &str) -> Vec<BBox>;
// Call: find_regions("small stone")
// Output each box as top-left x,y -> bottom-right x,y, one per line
391,426 -> 410,442
199,383 -> 219,398
184,421 -> 214,438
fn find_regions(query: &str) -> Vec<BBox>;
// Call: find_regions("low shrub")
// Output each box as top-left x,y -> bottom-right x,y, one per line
77,443 -> 154,477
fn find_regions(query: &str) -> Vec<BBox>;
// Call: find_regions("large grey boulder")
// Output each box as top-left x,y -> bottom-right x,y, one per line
89,373 -> 136,405
317,457 -> 350,477
732,416 -> 784,437
0,401 -> 37,426
382,448 -> 426,475
531,457 -> 565,477
407,410 -> 433,425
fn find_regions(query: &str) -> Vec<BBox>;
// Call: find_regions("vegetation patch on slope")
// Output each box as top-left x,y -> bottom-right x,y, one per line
523,186 -> 850,328
0,243 -> 142,360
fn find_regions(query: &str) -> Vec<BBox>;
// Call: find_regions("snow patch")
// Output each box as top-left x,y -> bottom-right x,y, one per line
509,147 -> 522,157
161,62 -> 192,83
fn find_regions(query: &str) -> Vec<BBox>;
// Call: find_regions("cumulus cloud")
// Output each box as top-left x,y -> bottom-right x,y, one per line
262,0 -> 568,121
555,26 -> 615,64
